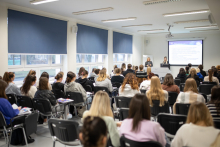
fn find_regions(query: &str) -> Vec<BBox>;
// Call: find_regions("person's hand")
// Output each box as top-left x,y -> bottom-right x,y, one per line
17,107 -> 22,111
117,121 -> 122,127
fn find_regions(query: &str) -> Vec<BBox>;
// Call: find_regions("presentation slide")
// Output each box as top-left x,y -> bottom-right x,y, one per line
168,40 -> 203,66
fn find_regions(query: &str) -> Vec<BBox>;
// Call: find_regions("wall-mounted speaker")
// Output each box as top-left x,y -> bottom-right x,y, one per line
145,40 -> 149,44
208,13 -> 216,24
71,25 -> 78,33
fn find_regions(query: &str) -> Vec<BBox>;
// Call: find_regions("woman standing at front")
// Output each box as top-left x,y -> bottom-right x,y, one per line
145,57 -> 153,67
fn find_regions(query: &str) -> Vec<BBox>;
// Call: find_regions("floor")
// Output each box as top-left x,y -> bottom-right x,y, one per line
0,117 -> 83,147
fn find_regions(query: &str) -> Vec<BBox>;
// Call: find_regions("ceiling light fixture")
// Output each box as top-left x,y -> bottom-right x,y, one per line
30,0 -> 59,5
163,9 -> 209,17
185,25 -> 218,29
143,0 -> 183,5
73,7 -> 113,15
102,17 -> 136,23
190,29 -> 219,32
122,24 -> 152,28
147,32 -> 169,34
138,29 -> 164,32
174,19 -> 209,24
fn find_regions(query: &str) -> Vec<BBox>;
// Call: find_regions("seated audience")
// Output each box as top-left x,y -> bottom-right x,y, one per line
120,94 -> 166,146
36,72 -> 52,90
52,73 -> 64,92
123,64 -> 135,77
95,70 -> 113,92
111,68 -> 124,84
196,68 -> 204,81
136,64 -> 144,73
94,69 -> 100,81
188,63 -> 192,70
119,73 -> 139,97
89,68 -> 96,78
162,73 -> 180,94
20,75 -> 37,98
77,67 -> 85,79
173,78 -> 205,114
198,64 -> 206,77
139,73 -> 154,90
110,65 -> 118,78
78,70 -> 94,92
147,76 -> 168,106
177,68 -> 186,83
24,70 -> 36,82
185,66 -> 190,76
53,71 -> 64,83
82,91 -> 120,147
186,68 -> 200,84
102,67 -> 110,80
212,67 -> 220,81
204,69 -> 219,85
135,66 -> 138,73
121,63 -> 126,74
3,72 -> 21,95
216,65 -> 220,75
171,102 -> 220,147
206,86 -> 220,120
80,116 -> 108,147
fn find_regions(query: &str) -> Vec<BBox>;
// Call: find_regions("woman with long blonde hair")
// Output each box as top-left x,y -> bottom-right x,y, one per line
186,68 -> 200,84
171,102 -> 220,147
145,57 -> 153,67
95,70 -> 113,92
146,76 -> 168,107
173,78 -> 205,114
82,91 -> 120,147
204,69 -> 219,85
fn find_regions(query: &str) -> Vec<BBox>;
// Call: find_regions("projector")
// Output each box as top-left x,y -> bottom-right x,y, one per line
166,33 -> 174,38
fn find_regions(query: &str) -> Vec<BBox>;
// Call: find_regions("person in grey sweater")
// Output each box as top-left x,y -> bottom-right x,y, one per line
3,72 -> 21,95
89,68 -> 96,78
95,70 -> 113,92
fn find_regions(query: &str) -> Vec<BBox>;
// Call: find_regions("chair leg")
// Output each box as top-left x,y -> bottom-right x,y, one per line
2,130 -> 7,144
74,106 -> 77,117
53,140 -> 56,147
22,128 -> 28,147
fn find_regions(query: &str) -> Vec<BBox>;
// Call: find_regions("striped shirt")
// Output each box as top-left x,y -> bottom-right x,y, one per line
206,103 -> 220,121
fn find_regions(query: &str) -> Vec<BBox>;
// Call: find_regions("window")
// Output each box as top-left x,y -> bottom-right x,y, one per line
52,55 -> 61,64
113,54 -> 132,69
85,55 -> 96,63
76,54 -> 82,63
27,55 -> 48,65
14,71 -> 29,81
8,55 -> 21,65
40,69 -> 61,78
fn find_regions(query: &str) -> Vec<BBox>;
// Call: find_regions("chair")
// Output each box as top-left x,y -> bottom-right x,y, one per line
140,89 -> 146,94
17,96 -> 34,109
150,100 -> 170,120
199,93 -> 208,102
180,83 -> 185,91
115,97 -> 132,108
119,108 -> 129,121
88,77 -> 95,81
202,81 -> 217,85
120,135 -> 163,147
175,77 -> 186,83
168,92 -> 178,106
160,77 -> 165,83
48,119 -> 81,147
85,85 -> 93,92
154,74 -> 159,77
136,72 -> 148,79
112,82 -> 121,88
52,90 -> 65,99
175,103 -> 191,115
24,112 -> 38,140
6,94 -> 17,105
214,120 -> 220,130
157,113 -> 187,139
199,84 -> 215,95
174,79 -> 181,86
94,86 -> 109,94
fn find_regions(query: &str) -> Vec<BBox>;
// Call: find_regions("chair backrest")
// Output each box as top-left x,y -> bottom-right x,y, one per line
199,93 -> 208,102
175,103 -> 191,115
0,112 -> 7,128
154,74 -> 159,78
157,113 -> 187,136
136,72 -> 147,76
85,85 -> 93,92
52,90 -> 65,99
180,83 -> 185,92
17,96 -> 34,108
65,92 -> 84,104
6,94 -> 17,105
94,86 -> 109,94
140,89 -> 146,94
112,82 -> 122,88
176,77 -> 186,83
174,79 -> 181,86
48,119 -> 79,142
199,84 -> 215,95
214,120 -> 220,130
25,112 -> 38,136
115,96 -> 132,108
150,100 -> 170,117
88,77 -> 95,81
120,135 -> 163,147
202,81 -> 217,85
33,98 -> 52,114
119,108 -> 129,121
168,92 -> 178,106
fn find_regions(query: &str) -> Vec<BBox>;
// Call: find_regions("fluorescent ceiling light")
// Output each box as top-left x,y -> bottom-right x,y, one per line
122,24 -> 152,28
138,29 -> 164,32
174,19 -> 209,24
163,9 -> 209,17
30,0 -> 58,5
143,0 -> 183,5
73,7 -> 113,15
102,17 -> 136,23
147,32 -> 169,34
190,29 -> 219,32
185,25 -> 218,29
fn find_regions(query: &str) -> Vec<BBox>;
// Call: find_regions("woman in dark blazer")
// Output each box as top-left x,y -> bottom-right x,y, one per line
145,57 -> 153,67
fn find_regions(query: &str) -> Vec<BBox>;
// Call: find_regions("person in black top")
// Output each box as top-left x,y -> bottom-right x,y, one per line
111,68 -> 124,83
198,65 -> 206,78
78,70 -> 94,92
212,67 -> 220,81
177,68 -> 186,83
123,64 -> 135,77
52,73 -> 64,91
186,68 -> 200,85
145,57 -> 153,67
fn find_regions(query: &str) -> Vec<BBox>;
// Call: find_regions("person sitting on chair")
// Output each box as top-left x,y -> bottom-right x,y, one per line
123,64 -> 135,77
162,56 -> 169,64
145,57 -> 153,67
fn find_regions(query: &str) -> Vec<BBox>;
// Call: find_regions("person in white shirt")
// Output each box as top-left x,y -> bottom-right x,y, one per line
140,72 -> 155,90
119,73 -> 140,97
21,75 -> 37,99
204,69 -> 219,85
95,70 -> 113,92
171,102 -> 220,147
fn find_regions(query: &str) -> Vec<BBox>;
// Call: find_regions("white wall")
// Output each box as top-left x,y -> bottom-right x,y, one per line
132,35 -> 144,67
144,32 -> 220,77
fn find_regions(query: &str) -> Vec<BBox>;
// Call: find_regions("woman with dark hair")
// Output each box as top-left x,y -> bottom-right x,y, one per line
212,67 -> 220,81
77,67 -> 85,79
80,116 -> 108,147
119,73 -> 139,97
94,69 -> 100,81
206,86 -> 220,120
111,68 -> 124,83
21,75 -> 37,98
185,66 -> 190,76
204,69 -> 219,85
177,68 -> 186,79
120,94 -> 166,146
198,65 -> 206,77
78,70 -> 94,92
162,73 -> 180,94
3,72 -> 21,95
121,63 -> 126,74
52,73 -> 64,92
140,72 -> 155,90
135,66 -> 138,73
36,72 -> 52,90
89,68 -> 96,78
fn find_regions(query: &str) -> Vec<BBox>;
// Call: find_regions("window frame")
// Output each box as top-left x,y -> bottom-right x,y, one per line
113,54 -> 132,68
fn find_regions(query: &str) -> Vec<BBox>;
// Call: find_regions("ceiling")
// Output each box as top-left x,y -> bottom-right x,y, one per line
0,0 -> 218,34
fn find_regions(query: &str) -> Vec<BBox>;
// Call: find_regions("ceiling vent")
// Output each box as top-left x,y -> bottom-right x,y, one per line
143,0 -> 183,5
